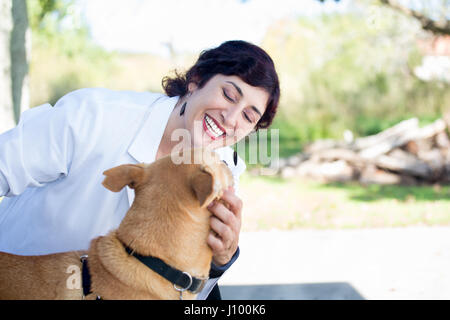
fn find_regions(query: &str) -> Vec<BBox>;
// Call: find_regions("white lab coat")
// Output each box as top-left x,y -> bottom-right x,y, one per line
0,88 -> 246,299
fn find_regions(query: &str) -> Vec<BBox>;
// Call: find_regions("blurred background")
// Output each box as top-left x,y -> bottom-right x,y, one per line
1,0 -> 450,299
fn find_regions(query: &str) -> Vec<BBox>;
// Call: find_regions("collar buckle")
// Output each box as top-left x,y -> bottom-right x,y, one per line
173,271 -> 193,300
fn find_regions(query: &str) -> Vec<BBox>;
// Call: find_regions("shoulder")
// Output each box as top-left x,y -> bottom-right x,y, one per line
49,88 -> 166,126
53,88 -> 163,109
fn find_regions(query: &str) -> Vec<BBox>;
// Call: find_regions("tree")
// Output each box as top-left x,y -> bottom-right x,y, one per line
379,0 -> 450,36
11,0 -> 30,125
316,0 -> 450,128
376,0 -> 450,124
0,0 -> 14,133
0,0 -> 72,134
319,0 -> 450,35
0,0 -> 30,134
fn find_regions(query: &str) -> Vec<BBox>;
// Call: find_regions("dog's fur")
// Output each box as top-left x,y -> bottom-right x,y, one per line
0,148 -> 233,299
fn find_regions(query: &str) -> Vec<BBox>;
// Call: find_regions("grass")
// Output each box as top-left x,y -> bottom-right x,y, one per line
2,174 -> 449,232
238,173 -> 450,231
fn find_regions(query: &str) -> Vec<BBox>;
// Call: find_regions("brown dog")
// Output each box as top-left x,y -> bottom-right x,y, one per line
0,148 -> 233,299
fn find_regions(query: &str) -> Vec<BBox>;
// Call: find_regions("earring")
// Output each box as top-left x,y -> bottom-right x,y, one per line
179,102 -> 186,116
233,150 -> 238,166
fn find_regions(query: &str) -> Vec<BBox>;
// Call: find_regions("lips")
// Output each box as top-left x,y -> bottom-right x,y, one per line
203,114 -> 225,140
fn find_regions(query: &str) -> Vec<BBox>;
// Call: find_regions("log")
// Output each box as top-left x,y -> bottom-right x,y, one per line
311,148 -> 365,167
304,139 -> 347,153
404,137 -> 434,155
272,117 -> 450,185
436,131 -> 450,149
441,149 -> 450,182
416,119 -> 447,140
295,159 -> 355,182
286,153 -> 309,167
358,118 -> 446,159
359,165 -> 402,185
374,149 -> 432,178
354,118 -> 418,151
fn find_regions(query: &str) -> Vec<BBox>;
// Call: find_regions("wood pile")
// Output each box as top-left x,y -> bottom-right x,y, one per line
272,117 -> 450,185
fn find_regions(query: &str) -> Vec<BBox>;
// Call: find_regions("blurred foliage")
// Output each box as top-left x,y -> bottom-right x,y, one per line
27,0 -> 189,106
262,1 -> 450,152
27,0 -> 119,105
27,0 -> 450,158
28,0 -> 72,31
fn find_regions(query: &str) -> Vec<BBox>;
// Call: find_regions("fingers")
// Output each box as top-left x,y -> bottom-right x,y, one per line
207,230 -> 224,252
210,201 -> 232,225
207,186 -> 243,266
207,218 -> 238,266
210,216 -> 233,246
216,187 -> 243,220
208,200 -> 241,234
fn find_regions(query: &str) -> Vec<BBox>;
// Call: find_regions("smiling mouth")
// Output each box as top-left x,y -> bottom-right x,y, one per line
203,114 -> 226,140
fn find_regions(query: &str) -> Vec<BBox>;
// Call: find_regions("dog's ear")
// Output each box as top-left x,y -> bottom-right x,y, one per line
102,164 -> 146,192
191,165 -> 217,208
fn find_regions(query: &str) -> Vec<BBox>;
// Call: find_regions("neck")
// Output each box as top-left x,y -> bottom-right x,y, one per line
87,205 -> 212,299
157,98 -> 185,160
116,191 -> 213,276
87,232 -> 177,299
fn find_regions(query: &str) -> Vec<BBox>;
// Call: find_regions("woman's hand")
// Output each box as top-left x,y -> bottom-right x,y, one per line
207,186 -> 242,266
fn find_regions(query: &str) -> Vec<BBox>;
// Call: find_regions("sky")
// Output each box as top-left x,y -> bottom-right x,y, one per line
75,0 -> 351,56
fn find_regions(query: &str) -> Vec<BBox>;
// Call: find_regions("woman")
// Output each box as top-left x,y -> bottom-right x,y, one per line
0,40 -> 280,299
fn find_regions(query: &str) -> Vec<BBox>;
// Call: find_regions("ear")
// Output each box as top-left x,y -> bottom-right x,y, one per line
102,164 -> 146,192
187,81 -> 198,93
190,165 -> 218,208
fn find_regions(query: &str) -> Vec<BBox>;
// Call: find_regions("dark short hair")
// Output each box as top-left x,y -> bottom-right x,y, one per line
162,40 -> 280,130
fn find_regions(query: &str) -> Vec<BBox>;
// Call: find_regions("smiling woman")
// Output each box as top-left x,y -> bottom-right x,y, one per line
158,40 -> 280,160
160,74 -> 271,153
162,40 -> 280,130
0,39 -> 280,301
155,43 -> 280,300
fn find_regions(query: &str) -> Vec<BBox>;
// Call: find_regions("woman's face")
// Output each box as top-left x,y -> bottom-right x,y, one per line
183,74 -> 269,149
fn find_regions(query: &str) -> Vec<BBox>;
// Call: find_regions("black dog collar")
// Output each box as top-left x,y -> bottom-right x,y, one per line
124,246 -> 208,294
80,244 -> 208,299
80,255 -> 101,300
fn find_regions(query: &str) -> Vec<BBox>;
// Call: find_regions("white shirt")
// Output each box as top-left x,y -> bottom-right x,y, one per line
0,88 -> 246,299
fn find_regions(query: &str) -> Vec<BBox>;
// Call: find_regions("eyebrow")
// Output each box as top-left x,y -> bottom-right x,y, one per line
225,81 -> 263,118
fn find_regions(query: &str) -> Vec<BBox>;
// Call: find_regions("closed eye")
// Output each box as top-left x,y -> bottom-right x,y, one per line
222,89 -> 235,103
243,111 -> 252,123
223,87 -> 255,123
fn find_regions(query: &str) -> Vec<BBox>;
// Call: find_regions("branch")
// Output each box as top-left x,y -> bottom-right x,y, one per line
379,0 -> 450,35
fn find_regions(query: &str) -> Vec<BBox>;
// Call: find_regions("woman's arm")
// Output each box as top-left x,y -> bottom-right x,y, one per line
0,90 -> 90,197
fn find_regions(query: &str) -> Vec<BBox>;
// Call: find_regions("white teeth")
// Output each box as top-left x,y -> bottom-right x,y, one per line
205,115 -> 224,137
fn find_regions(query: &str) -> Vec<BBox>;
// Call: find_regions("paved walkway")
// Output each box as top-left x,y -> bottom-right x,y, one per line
219,227 -> 450,300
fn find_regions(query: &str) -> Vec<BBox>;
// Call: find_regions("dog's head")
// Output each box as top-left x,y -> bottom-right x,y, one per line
100,148 -> 234,298
102,148 -> 234,210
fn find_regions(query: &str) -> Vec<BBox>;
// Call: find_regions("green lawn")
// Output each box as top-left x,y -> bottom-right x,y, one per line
2,176 -> 449,232
239,173 -> 450,231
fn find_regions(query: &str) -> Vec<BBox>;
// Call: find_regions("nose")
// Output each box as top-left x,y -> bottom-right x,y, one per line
221,107 -> 240,135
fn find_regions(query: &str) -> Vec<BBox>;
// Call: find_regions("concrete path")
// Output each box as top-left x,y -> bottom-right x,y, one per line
219,227 -> 450,300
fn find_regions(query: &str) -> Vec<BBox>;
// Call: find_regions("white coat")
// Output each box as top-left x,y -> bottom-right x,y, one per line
0,88 -> 246,299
